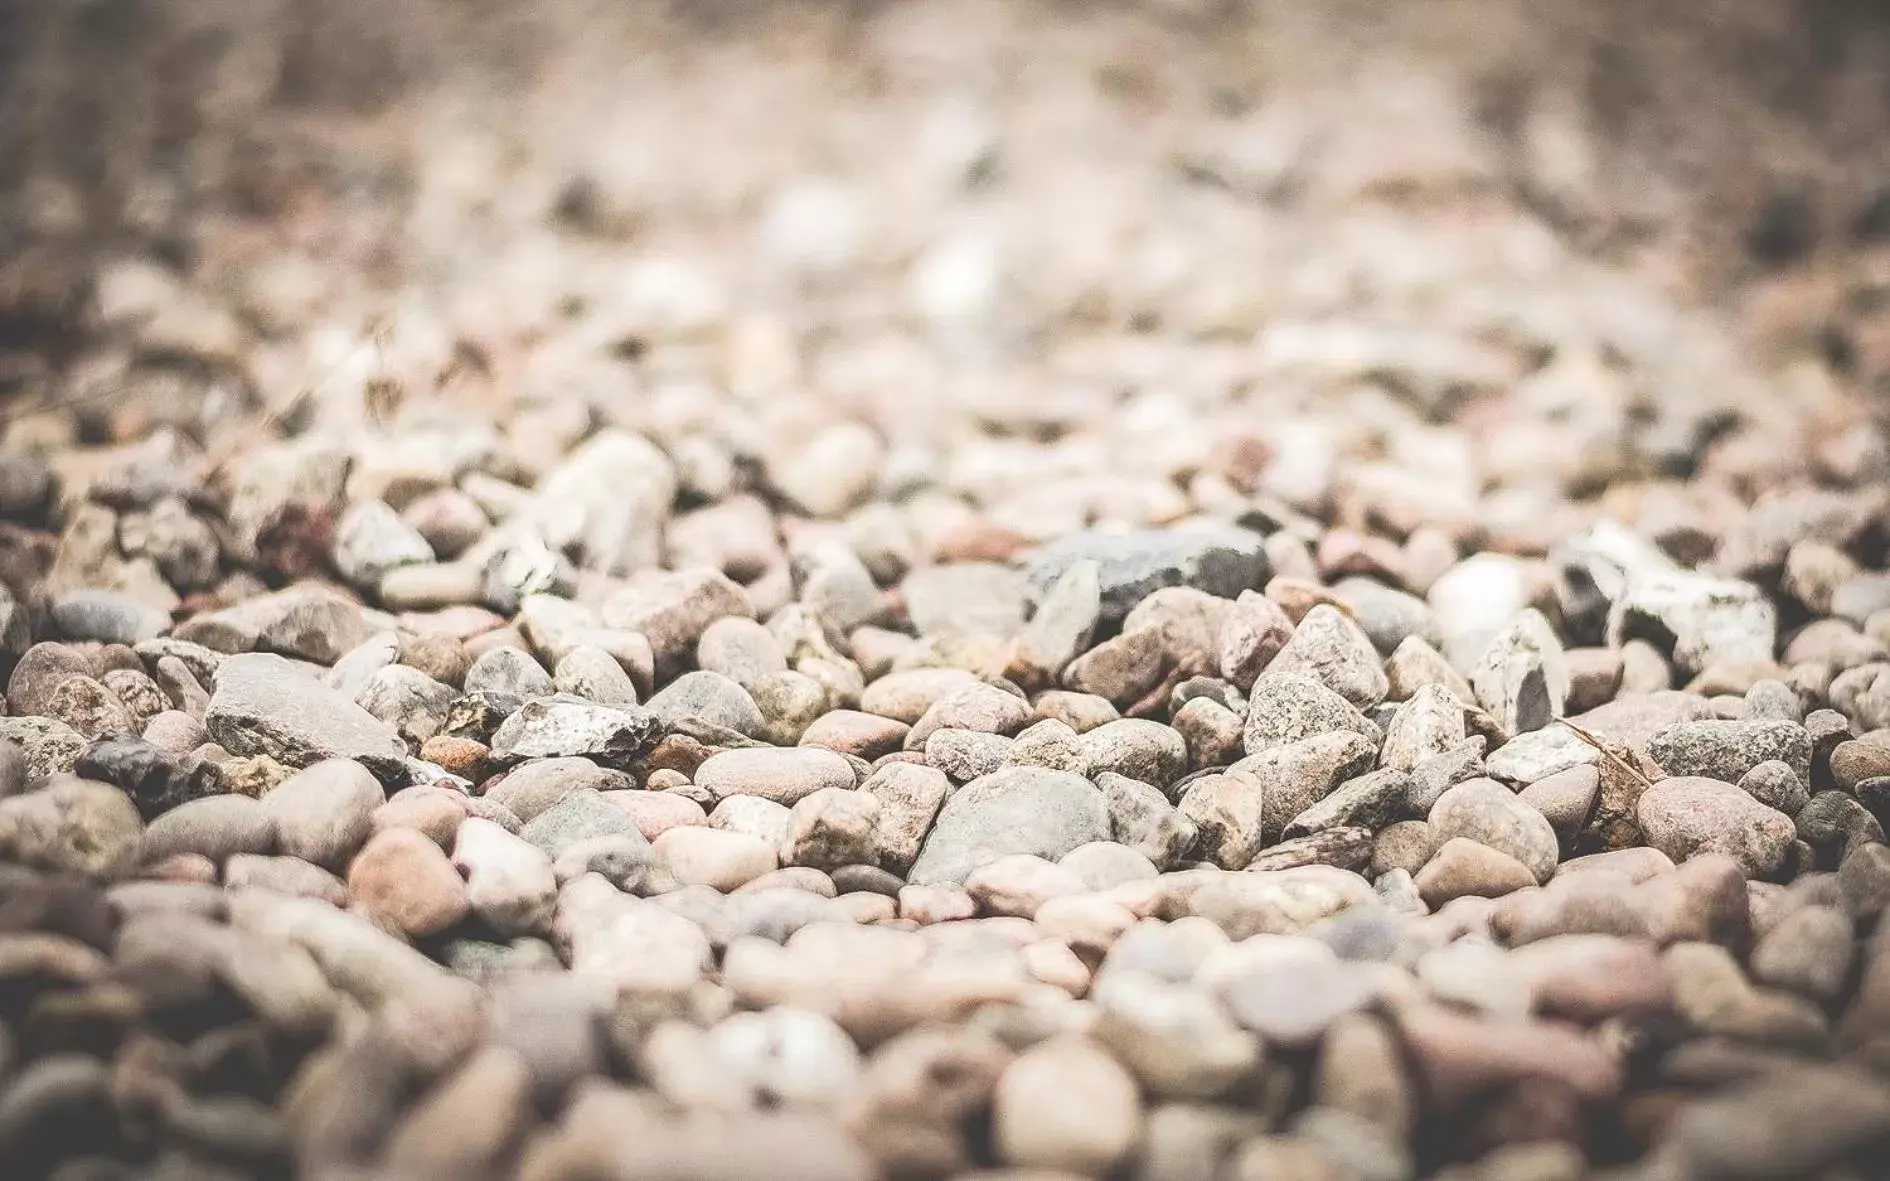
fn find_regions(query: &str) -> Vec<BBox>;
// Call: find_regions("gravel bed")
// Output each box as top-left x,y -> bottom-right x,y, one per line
4,3 -> 1890,1180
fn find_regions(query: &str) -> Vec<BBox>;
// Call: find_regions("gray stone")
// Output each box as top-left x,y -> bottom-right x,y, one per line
483,757 -> 631,823
464,646 -> 554,704
1468,609 -> 1567,735
261,758 -> 385,869
908,767 -> 1110,885
1259,605 -> 1389,708
1083,718 -> 1189,789
356,665 -> 457,745
1008,558 -> 1101,688
1649,719 -> 1812,787
903,562 -> 1028,639
695,747 -> 857,805
334,499 -> 434,587
647,671 -> 767,738
0,776 -> 145,877
1245,674 -> 1382,756
1025,527 -> 1268,628
520,788 -> 653,861
49,589 -> 170,645
487,695 -> 662,771
1609,571 -> 1778,677
1283,768 -> 1411,839
859,762 -> 949,875
142,794 -> 276,863
1429,778 -> 1560,883
1230,730 -> 1378,843
1739,759 -> 1811,815
206,653 -> 408,779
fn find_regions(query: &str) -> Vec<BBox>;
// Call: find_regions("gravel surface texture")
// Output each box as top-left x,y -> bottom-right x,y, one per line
4,3 -> 1890,1180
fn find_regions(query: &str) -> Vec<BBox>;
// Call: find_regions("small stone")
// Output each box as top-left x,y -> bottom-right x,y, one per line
1244,674 -> 1382,756
655,826 -> 779,891
1517,764 -> 1599,844
452,817 -> 557,935
1178,770 -> 1267,868
1260,605 -> 1389,708
334,500 -> 434,587
711,794 -> 794,847
0,777 -> 144,877
484,757 -> 631,823
903,562 -> 1028,640
1384,636 -> 1476,705
1033,690 -> 1121,733
1649,719 -> 1811,786
908,767 -> 1110,886
1468,609 -> 1567,735
1751,904 -> 1854,1002
1379,683 -> 1467,774
783,788 -> 881,871
1231,730 -> 1377,843
1062,627 -> 1170,708
357,664 -> 457,744
0,716 -> 87,779
1008,559 -> 1101,689
1083,719 -> 1188,789
1738,759 -> 1811,815
1218,589 -> 1295,691
348,827 -> 471,938
906,682 -> 1034,750
141,794 -> 275,863
261,758 -> 385,869
487,695 -> 662,770
521,789 -> 654,861
1091,974 -> 1260,1099
994,1036 -> 1143,1174
1415,838 -> 1537,906
965,853 -> 1086,918
1025,528 -> 1268,628
1609,571 -> 1778,677
695,747 -> 857,806
1638,776 -> 1797,879
45,676 -> 136,740
600,567 -> 754,679
1172,696 -> 1246,769
1100,772 -> 1198,870
206,653 -> 408,779
1212,938 -> 1382,1047
647,671 -> 767,739
49,589 -> 170,645
860,668 -> 983,724
925,728 -> 1015,781
551,646 -> 641,707
1283,768 -> 1410,839
1428,778 -> 1560,883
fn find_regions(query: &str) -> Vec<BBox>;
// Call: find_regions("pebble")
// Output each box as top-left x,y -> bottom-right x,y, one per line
993,1035 -> 1143,1174
140,793 -> 275,863
0,776 -> 145,877
1245,674 -> 1383,755
654,826 -> 780,891
1649,718 -> 1812,786
347,826 -> 472,937
206,653 -> 408,780
452,817 -> 558,935
520,788 -> 654,860
1637,776 -> 1797,878
487,695 -> 663,770
782,788 -> 881,871
646,670 -> 765,738
1428,778 -> 1560,883
1415,838 -> 1538,906
260,758 -> 385,869
1259,605 -> 1390,709
1024,528 -> 1268,628
695,746 -> 857,805
907,767 -> 1110,885
484,757 -> 631,823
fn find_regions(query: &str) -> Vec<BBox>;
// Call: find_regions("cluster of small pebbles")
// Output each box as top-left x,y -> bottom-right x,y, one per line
6,3 -> 1890,1181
